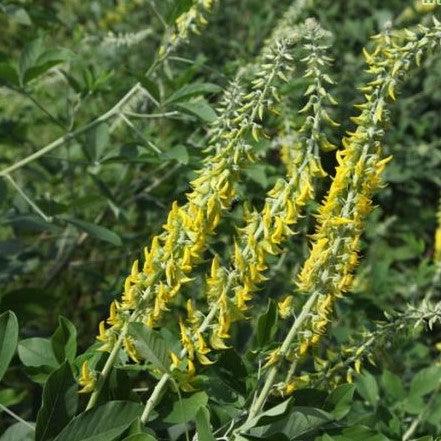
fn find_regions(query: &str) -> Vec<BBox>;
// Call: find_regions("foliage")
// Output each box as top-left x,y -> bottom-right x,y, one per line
1,0 -> 441,440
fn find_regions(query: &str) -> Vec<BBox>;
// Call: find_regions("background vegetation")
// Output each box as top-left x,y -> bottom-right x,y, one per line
0,0 -> 441,440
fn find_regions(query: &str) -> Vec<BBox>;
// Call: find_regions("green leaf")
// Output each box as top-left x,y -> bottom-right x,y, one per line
0,311 -> 19,381
64,217 -> 122,247
2,5 -> 32,26
163,145 -> 189,164
35,362 -> 78,441
19,38 -> 44,85
245,399 -> 292,430
196,406 -> 216,441
381,370 -> 406,401
121,435 -> 157,441
0,62 -> 20,87
51,316 -> 77,364
19,40 -> 73,85
18,337 -> 59,368
331,425 -> 390,441
324,384 -> 355,420
84,122 -> 110,162
163,391 -> 208,424
0,422 -> 34,441
0,388 -> 27,407
246,406 -> 332,439
356,371 -> 379,406
245,165 -> 269,189
128,323 -> 170,373
166,0 -> 195,24
165,82 -> 221,103
410,365 -> 441,397
255,299 -> 278,348
53,401 -> 143,441
176,99 -> 217,123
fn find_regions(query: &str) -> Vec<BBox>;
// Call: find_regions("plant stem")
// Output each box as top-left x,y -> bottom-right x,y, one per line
246,291 -> 319,422
0,403 -> 35,430
85,328 -> 127,410
140,302 -> 220,424
0,84 -> 141,177
4,174 -> 52,222
140,372 -> 170,423
402,384 -> 440,441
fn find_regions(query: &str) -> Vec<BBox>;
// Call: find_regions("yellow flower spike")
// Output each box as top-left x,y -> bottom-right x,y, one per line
78,361 -> 96,394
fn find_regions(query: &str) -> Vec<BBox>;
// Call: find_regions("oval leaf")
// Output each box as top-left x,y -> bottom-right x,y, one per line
0,311 -> 19,381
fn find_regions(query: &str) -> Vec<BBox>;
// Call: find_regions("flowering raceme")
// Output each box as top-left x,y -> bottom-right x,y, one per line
159,0 -> 217,57
291,21 -> 441,362
168,19 -> 339,388
80,35 -> 300,399
246,19 -> 441,407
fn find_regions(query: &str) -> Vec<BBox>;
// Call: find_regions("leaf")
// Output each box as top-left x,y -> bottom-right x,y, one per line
255,299 -> 278,348
176,100 -> 217,122
0,311 -> 19,381
2,4 -> 32,26
356,371 -> 379,406
246,406 -> 332,439
18,337 -> 59,368
19,38 -> 44,85
163,392 -> 208,424
51,316 -> 77,364
128,323 -> 170,373
0,62 -> 20,87
64,217 -> 122,247
163,145 -> 189,164
166,0 -> 195,24
381,370 -> 406,401
19,40 -> 73,85
244,399 -> 293,431
166,82 -> 221,104
331,425 -> 390,441
410,366 -> 441,397
324,384 -> 355,420
0,422 -> 34,441
35,362 -> 78,441
53,401 -> 143,441
84,122 -> 110,162
196,406 -> 216,441
121,435 -> 157,441
245,165 -> 269,189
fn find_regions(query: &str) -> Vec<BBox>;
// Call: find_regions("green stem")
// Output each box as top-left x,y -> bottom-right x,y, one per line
0,84 -> 141,177
246,291 -> 319,422
85,328 -> 127,410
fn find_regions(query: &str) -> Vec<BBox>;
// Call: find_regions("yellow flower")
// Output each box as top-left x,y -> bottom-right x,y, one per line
78,361 -> 96,394
278,296 -> 294,319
